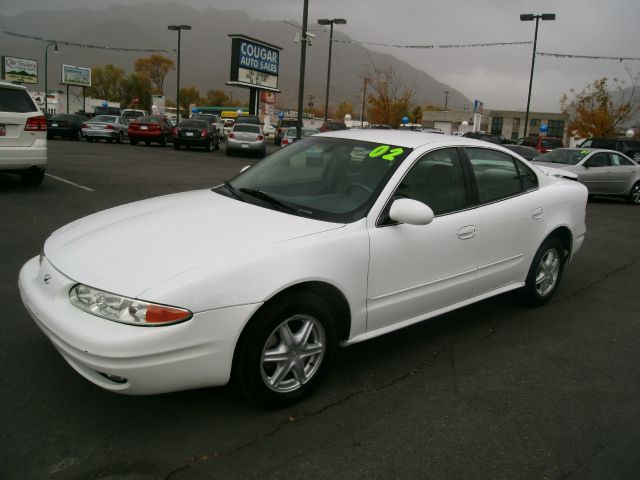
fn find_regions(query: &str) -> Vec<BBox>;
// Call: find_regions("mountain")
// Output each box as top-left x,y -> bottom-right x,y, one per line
0,3 -> 470,112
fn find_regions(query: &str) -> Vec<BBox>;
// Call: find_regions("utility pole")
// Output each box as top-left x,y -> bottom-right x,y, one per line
307,94 -> 315,114
296,0 -> 310,140
444,90 -> 449,111
359,75 -> 368,128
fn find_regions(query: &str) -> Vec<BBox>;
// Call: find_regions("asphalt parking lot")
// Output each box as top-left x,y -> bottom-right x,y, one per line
1,139 -> 639,480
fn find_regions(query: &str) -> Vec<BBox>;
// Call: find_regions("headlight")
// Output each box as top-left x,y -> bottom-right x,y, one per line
69,284 -> 192,326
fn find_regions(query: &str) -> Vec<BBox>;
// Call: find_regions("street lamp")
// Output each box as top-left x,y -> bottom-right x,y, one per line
167,24 -> 192,123
520,13 -> 555,138
44,42 -> 59,114
317,18 -> 347,121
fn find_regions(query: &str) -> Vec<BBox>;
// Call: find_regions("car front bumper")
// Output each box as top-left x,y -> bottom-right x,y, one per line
19,255 -> 260,395
83,128 -> 120,139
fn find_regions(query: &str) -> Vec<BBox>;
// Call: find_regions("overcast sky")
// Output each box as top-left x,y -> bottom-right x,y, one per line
4,0 -> 640,112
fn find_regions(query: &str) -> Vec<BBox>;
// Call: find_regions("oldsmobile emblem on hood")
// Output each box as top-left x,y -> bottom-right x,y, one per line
43,274 -> 51,284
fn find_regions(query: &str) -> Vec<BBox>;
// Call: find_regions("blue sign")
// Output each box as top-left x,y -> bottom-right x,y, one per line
401,116 -> 409,124
101,101 -> 108,107
278,111 -> 284,119
238,40 -> 279,75
473,100 -> 484,114
540,123 -> 548,133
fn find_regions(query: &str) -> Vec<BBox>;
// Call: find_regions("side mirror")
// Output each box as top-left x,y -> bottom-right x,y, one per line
389,199 -> 434,226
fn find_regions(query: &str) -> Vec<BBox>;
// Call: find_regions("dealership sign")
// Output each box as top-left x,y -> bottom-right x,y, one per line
2,56 -> 38,84
228,34 -> 282,92
62,64 -> 92,87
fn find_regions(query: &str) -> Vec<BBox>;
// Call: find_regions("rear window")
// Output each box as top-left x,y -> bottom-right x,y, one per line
91,115 -> 117,123
234,124 -> 261,133
541,138 -> 563,148
179,120 -> 207,128
0,87 -> 38,113
139,116 -> 163,124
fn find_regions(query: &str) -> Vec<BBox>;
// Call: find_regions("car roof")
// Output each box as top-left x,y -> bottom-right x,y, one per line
317,129 -> 511,150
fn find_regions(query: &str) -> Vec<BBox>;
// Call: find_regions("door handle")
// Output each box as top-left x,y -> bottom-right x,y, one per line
457,225 -> 476,240
532,207 -> 543,220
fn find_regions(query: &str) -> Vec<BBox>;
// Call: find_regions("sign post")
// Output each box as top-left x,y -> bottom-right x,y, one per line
473,99 -> 484,132
61,65 -> 91,114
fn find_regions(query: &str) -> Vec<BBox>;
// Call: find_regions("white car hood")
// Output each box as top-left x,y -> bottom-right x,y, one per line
45,189 -> 344,297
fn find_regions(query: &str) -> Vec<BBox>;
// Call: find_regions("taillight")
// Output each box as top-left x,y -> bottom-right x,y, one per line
81,123 -> 88,129
282,138 -> 290,145
257,135 -> 264,141
201,129 -> 208,137
25,115 -> 47,132
105,125 -> 114,130
228,133 -> 235,139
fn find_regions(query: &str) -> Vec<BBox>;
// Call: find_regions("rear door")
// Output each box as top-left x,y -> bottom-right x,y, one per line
0,85 -> 40,147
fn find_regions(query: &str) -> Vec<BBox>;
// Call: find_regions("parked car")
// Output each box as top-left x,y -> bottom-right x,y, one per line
532,148 -> 640,204
190,114 -> 224,142
503,144 -> 542,161
275,118 -> 298,145
47,113 -> 88,140
19,130 -> 588,407
519,135 -> 563,153
319,120 -> 348,132
173,119 -> 220,151
0,81 -> 47,186
226,123 -> 266,157
93,106 -> 122,117
222,118 -> 235,138
280,127 -> 319,146
578,138 -> 640,162
128,115 -> 174,146
82,115 -> 129,143
463,132 -> 501,144
121,109 -> 147,124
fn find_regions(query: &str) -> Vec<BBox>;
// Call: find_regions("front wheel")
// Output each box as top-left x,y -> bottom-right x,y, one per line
233,292 -> 337,408
116,132 -> 124,144
627,181 -> 640,205
519,237 -> 565,306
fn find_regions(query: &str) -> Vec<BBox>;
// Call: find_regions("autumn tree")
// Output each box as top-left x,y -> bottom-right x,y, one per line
366,63 -> 415,128
134,54 -> 175,95
560,70 -> 640,138
87,64 -> 126,101
334,101 -> 353,120
179,86 -> 202,114
204,89 -> 230,106
122,72 -> 153,111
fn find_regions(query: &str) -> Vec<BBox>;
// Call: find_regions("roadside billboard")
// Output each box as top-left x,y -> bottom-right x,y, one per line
61,64 -> 91,87
2,56 -> 38,84
228,35 -> 282,92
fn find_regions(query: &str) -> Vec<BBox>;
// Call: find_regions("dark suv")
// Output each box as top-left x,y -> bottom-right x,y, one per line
578,138 -> 640,162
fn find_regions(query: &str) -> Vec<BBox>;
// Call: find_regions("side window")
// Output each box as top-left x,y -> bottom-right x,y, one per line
584,153 -> 609,167
515,160 -> 539,190
609,153 -> 633,166
467,148 -> 526,203
581,140 -> 592,147
395,148 -> 467,215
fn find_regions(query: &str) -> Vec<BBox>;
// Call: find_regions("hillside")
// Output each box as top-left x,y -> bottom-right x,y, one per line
0,3 -> 470,112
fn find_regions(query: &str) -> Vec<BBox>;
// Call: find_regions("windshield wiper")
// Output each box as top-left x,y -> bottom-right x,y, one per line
218,182 -> 244,201
239,188 -> 300,215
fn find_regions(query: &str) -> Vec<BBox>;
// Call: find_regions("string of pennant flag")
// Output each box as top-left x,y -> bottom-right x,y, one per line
0,29 -> 168,53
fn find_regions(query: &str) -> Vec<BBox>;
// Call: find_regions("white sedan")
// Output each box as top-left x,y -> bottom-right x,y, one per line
19,131 -> 588,407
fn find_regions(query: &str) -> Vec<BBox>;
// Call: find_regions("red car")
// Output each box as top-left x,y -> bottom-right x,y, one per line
128,116 -> 174,146
519,135 -> 564,153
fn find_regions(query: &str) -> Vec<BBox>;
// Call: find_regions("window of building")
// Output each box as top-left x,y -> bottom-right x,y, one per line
530,118 -> 540,128
490,117 -> 504,136
511,118 -> 521,140
547,120 -> 565,138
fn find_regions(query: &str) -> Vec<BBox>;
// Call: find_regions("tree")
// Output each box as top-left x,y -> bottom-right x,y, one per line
366,63 -> 415,128
179,86 -> 202,113
87,64 -> 126,101
412,105 -> 423,124
334,101 -> 353,120
134,54 -> 175,95
560,70 -> 640,138
204,89 -> 230,106
122,72 -> 153,111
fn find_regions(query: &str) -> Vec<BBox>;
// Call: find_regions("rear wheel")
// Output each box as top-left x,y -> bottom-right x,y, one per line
173,143 -> 180,150
519,237 -> 565,306
86,137 -> 94,143
627,181 -> 640,205
630,151 -> 640,162
116,132 -> 124,144
20,167 -> 45,187
160,135 -> 167,147
233,292 -> 337,408
226,146 -> 233,156
207,138 -> 214,152
130,138 -> 137,146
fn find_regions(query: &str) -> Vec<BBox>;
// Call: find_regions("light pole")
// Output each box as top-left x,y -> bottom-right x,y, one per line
520,13 -> 555,138
167,24 -> 191,123
318,18 -> 346,122
44,42 -> 58,114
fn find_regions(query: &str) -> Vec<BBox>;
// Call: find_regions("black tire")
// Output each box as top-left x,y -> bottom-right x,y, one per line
214,137 -> 220,150
130,138 -> 137,146
629,151 -> 640,163
627,181 -> 640,205
86,137 -> 94,143
107,138 -> 114,143
207,138 -> 214,152
519,237 -> 565,306
145,141 -> 150,146
116,132 -> 124,144
159,135 -> 167,147
259,148 -> 266,159
20,167 -> 45,187
225,147 -> 232,156
73,130 -> 82,141
173,143 -> 180,150
233,292 -> 337,408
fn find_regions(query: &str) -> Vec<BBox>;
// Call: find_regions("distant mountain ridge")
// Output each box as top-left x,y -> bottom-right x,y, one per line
0,3 -> 470,112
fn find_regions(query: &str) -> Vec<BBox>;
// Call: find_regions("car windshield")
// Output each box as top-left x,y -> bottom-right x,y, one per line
536,149 -> 590,165
218,137 -> 412,223
91,115 -> 116,123
179,120 -> 207,128
234,124 -> 261,133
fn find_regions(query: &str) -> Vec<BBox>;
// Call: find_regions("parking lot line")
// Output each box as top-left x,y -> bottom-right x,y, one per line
45,173 -> 95,192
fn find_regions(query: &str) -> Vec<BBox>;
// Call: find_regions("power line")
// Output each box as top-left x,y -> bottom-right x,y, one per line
538,51 -> 640,62
0,29 -> 168,53
333,39 -> 532,49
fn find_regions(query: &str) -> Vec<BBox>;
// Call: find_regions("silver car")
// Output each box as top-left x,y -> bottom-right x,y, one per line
83,115 -> 129,143
533,148 -> 640,204
226,123 -> 266,157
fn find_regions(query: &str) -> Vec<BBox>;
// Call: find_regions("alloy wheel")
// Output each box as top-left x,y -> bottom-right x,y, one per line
535,248 -> 561,297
